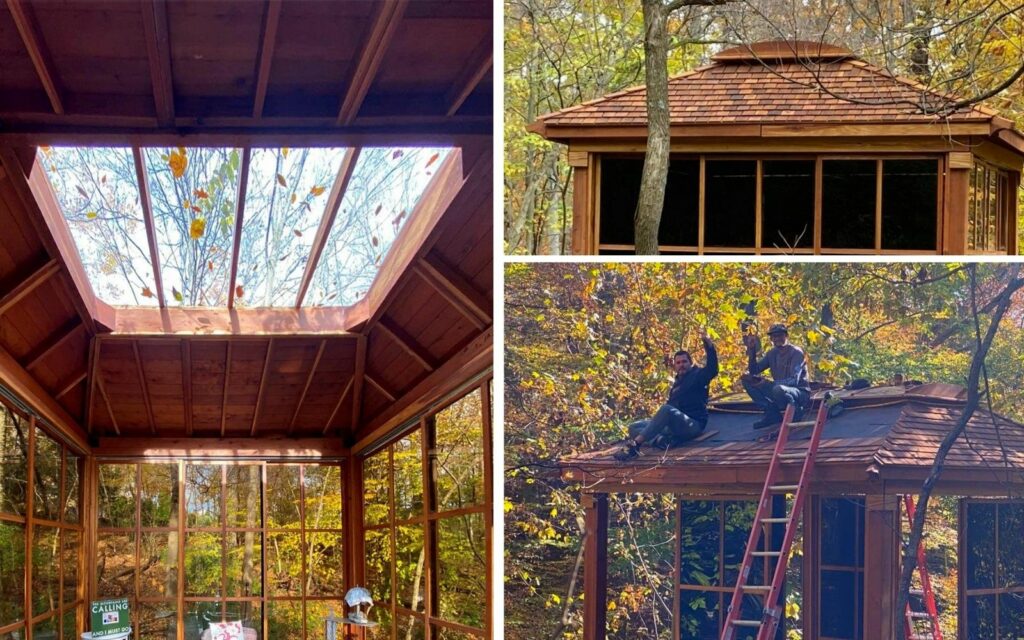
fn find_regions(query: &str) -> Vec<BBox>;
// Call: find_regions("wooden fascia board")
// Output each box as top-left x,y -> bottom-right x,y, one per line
537,121 -> 993,142
5,0 -> 63,114
444,36 -> 492,117
251,0 -> 283,119
139,0 -> 175,126
561,460 -> 875,489
570,138 -> 971,154
132,147 -> 166,307
0,343 -> 89,452
0,257 -> 59,316
107,305 -> 366,336
993,129 -> 1024,158
337,0 -> 408,126
93,437 -> 348,459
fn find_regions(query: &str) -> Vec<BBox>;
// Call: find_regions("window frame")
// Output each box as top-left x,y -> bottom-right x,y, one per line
959,498 -> 1024,638
967,159 -> 1014,255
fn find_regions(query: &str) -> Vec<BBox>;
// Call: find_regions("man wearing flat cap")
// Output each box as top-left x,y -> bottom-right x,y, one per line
741,323 -> 810,430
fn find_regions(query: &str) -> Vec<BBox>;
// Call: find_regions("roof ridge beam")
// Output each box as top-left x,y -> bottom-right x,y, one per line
140,0 -> 175,126
6,0 -> 63,114
337,0 -> 408,125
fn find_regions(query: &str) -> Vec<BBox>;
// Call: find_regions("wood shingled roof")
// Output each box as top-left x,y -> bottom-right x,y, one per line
529,40 -> 1013,136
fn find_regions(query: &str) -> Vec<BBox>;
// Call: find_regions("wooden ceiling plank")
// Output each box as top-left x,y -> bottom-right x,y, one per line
445,36 -> 492,117
132,340 -> 157,435
289,339 -> 327,434
252,0 -> 283,119
364,373 -> 396,403
5,0 -> 63,114
228,147 -> 252,309
181,340 -> 193,437
95,371 -> 119,437
337,0 -> 409,126
350,335 -> 367,429
0,343 -> 89,451
250,338 -> 274,437
413,252 -> 490,329
132,147 -> 166,307
376,317 -> 435,372
54,370 -> 87,400
24,321 -> 83,371
0,257 -> 59,316
294,147 -> 362,307
140,0 -> 175,126
322,377 -> 354,435
219,341 -> 232,437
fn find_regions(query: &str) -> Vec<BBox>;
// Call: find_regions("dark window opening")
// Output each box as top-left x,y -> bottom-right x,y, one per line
762,160 -> 814,250
881,159 -> 938,250
822,161 -> 876,249
704,160 -> 756,247
963,500 -> 1024,639
818,497 -> 864,639
598,157 -> 699,249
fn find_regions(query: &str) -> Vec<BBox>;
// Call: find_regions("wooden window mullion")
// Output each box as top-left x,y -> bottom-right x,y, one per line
754,159 -> 763,254
698,156 -> 706,254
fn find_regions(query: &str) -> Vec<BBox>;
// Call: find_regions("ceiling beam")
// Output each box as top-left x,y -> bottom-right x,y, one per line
133,147 -> 166,307
322,377 -> 354,435
228,147 -> 252,309
132,341 -> 157,435
24,321 -> 83,371
295,147 -> 361,307
252,0 -> 283,118
413,252 -> 490,328
140,0 -> 175,126
109,305 -> 365,337
364,373 -> 396,403
54,370 -> 87,400
5,0 -> 63,114
250,338 -> 274,436
0,258 -> 59,316
337,0 -> 408,126
376,317 -> 435,372
289,339 -> 326,434
219,341 -> 232,437
94,436 -> 348,459
350,335 -> 367,429
181,340 -> 193,437
445,36 -> 492,116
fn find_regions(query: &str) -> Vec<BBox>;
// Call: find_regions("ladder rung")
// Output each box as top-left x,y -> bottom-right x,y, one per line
731,620 -> 762,628
910,589 -> 925,596
742,585 -> 771,593
907,612 -> 932,619
910,636 -> 934,640
761,517 -> 790,524
788,420 -> 817,428
769,484 -> 799,492
751,550 -> 781,557
779,451 -> 807,460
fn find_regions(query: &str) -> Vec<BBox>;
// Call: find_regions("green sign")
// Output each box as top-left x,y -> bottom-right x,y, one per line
90,598 -> 131,638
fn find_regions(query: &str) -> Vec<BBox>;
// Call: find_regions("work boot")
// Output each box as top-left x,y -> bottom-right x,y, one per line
752,413 -> 782,430
613,440 -> 640,461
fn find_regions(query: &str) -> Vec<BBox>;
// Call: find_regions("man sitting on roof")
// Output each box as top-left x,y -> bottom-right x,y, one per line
741,323 -> 810,430
614,330 -> 718,461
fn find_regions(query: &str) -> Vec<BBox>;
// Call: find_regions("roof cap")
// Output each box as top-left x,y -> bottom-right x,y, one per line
712,40 -> 854,63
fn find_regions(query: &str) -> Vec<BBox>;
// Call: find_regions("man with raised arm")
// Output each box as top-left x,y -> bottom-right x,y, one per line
741,323 -> 810,430
614,329 -> 719,461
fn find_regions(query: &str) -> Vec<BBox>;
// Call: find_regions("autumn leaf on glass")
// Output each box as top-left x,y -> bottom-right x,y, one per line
392,150 -> 403,160
141,287 -> 154,298
194,189 -> 209,199
172,287 -> 183,302
282,147 -> 290,159
276,173 -> 287,188
310,185 -> 326,197
86,211 -> 98,220
190,218 -> 207,240
425,153 -> 439,169
235,285 -> 244,299
168,148 -> 188,179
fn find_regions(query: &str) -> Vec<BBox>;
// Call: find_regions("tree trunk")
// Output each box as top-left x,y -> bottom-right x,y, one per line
634,0 -> 672,255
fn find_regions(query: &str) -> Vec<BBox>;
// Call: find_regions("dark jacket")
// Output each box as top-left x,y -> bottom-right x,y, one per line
667,337 -> 719,423
749,343 -> 808,388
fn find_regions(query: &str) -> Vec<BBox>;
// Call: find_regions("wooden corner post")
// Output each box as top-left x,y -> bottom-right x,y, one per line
943,152 -> 973,254
582,491 -> 608,640
568,150 -> 592,254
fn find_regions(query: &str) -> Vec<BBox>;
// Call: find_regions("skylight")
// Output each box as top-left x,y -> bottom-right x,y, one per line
41,145 -> 451,309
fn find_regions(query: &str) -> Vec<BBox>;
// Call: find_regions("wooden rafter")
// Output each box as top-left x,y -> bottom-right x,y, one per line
351,335 -> 367,429
54,370 -> 87,399
132,340 -> 157,435
322,377 -> 354,435
289,339 -> 327,434
445,36 -> 492,117
413,252 -> 490,329
5,0 -> 63,114
140,0 -> 175,126
252,0 -> 283,118
364,373 -> 396,403
250,338 -> 274,436
0,258 -> 59,316
24,321 -> 83,371
337,0 -> 408,125
376,317 -> 435,372
228,147 -> 252,309
181,340 -> 193,436
94,370 -> 119,436
219,341 -> 233,437
84,337 -> 99,436
295,147 -> 362,307
133,147 -> 166,307
0,343 -> 89,450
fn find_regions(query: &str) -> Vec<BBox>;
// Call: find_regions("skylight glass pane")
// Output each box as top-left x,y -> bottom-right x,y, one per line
236,147 -> 350,307
41,147 -> 157,306
144,147 -> 241,307
306,147 -> 450,307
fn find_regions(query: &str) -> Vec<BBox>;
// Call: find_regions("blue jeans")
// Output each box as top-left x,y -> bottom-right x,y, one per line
628,404 -> 705,444
742,378 -> 810,418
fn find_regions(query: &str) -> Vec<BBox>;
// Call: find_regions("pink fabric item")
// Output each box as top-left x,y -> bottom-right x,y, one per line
200,628 -> 257,640
206,622 -> 243,640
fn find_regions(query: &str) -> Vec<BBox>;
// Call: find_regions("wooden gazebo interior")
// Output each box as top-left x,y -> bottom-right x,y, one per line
0,3 -> 493,640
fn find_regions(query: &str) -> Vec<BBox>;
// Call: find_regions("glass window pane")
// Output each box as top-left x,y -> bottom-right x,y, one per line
305,600 -> 344,639
363,451 -> 390,527
397,615 -> 425,640
704,160 -> 756,248
0,406 -> 28,516
394,431 -> 423,520
237,148 -> 351,307
266,601 -> 303,640
226,465 -> 263,529
225,602 -> 260,640
186,464 -> 221,527
678,590 -> 719,639
999,592 -> 1024,639
0,520 -> 25,625
266,532 -> 303,597
724,501 -> 758,586
679,500 -> 720,587
141,463 -> 179,528
63,452 -> 80,523
182,602 -> 221,640
966,502 -> 996,589
822,160 -> 876,249
303,465 -> 342,529
226,531 -> 262,597
820,569 -> 857,638
184,531 -> 222,596
32,615 -> 56,640
61,530 -> 79,605
99,464 -> 136,528
137,602 -> 177,640
33,426 -> 61,521
307,148 -> 451,306
96,532 -> 134,597
661,159 -> 700,247
431,624 -> 481,639
762,160 -> 814,249
32,525 -> 59,616
139,532 -> 177,598
144,147 -> 241,307
598,157 -> 640,246
307,531 -> 345,596
61,607 -> 80,640
967,594 -> 995,639
42,147 -> 157,306
998,503 -> 1024,588
881,159 -> 938,250
365,528 -> 392,608
432,391 -> 484,513
396,524 -> 424,612
821,497 -> 862,568
435,513 -> 486,629
266,465 -> 301,529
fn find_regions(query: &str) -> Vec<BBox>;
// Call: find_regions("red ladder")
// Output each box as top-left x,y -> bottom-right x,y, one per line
902,495 -> 943,640
721,400 -> 828,640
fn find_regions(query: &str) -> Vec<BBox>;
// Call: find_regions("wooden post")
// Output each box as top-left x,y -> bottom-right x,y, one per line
582,492 -> 608,640
569,151 -> 590,254
1008,171 -> 1020,255
863,495 -> 899,639
943,161 -> 971,254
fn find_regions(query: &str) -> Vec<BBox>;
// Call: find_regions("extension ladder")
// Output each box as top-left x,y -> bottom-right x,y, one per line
902,495 -> 943,640
721,400 -> 828,640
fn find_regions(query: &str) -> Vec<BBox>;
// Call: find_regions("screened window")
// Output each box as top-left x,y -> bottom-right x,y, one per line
598,157 -> 699,248
821,161 -> 876,250
762,160 -> 814,250
818,497 -> 865,640
963,500 -> 1024,639
968,161 -> 1012,253
881,160 -> 938,250
704,160 -> 756,249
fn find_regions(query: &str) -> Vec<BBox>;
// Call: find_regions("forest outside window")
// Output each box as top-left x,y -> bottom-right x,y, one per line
962,499 -> 1024,639
968,160 -> 1012,253
817,497 -> 865,640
